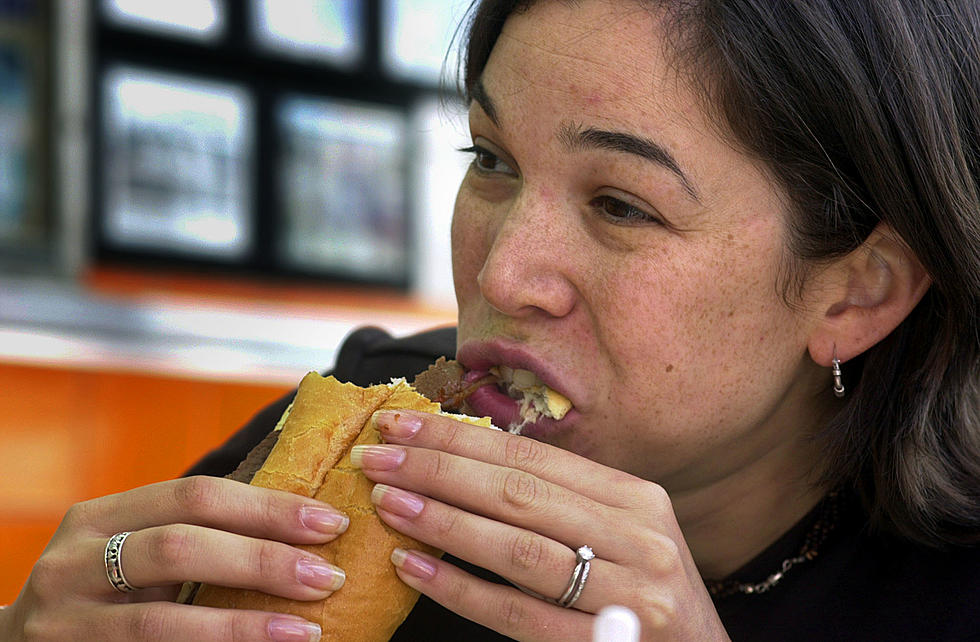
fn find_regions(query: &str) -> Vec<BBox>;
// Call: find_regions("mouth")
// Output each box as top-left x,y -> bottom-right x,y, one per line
464,366 -> 573,435
456,338 -> 578,436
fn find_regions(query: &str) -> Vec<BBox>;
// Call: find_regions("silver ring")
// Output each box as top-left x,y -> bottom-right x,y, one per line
104,531 -> 138,593
556,545 -> 594,608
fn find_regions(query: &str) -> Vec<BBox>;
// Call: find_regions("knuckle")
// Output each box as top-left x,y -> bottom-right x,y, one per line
640,482 -> 672,511
639,530 -> 683,575
129,606 -> 169,641
509,531 -> 544,571
223,612 -> 255,642
497,593 -> 530,630
440,418 -> 466,452
153,524 -> 196,569
501,469 -> 545,509
255,489 -> 288,529
422,450 -> 454,485
28,553 -> 65,600
637,592 -> 677,630
432,506 -> 462,539
251,539 -> 286,581
503,435 -> 545,471
444,571 -> 470,606
22,611 -> 59,642
173,476 -> 220,517
61,500 -> 94,531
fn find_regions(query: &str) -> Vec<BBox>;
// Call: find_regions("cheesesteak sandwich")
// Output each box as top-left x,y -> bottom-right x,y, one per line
188,357 -> 571,640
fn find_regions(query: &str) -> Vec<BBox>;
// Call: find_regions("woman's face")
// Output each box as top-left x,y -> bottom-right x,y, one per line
452,0 -> 829,491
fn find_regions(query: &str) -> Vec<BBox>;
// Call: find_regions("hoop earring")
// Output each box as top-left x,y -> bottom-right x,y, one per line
832,348 -> 845,398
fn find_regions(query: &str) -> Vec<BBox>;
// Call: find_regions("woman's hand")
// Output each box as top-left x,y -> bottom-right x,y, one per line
355,410 -> 731,641
0,476 -> 348,641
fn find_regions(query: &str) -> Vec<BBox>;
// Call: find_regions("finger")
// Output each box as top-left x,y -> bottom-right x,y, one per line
57,602 -> 322,642
389,547 -> 592,642
353,444 -> 626,557
63,476 -> 349,543
374,410 -> 643,508
372,483 -> 622,614
87,525 -> 345,600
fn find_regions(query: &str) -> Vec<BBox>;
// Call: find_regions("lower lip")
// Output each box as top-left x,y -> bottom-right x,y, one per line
466,383 -> 573,440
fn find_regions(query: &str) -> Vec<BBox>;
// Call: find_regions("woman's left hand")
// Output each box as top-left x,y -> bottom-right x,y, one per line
352,410 -> 731,642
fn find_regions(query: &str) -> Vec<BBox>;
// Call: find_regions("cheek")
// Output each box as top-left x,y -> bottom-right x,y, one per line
596,231 -> 804,410
451,189 -> 488,302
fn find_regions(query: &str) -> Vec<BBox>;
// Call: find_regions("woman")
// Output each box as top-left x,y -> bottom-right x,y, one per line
3,0 -> 978,639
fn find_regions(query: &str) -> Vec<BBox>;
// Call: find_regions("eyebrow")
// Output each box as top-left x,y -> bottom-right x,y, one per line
469,79 -> 700,202
469,79 -> 500,127
558,122 -> 701,202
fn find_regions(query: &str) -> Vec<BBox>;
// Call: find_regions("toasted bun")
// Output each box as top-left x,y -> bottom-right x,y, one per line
193,373 -> 490,641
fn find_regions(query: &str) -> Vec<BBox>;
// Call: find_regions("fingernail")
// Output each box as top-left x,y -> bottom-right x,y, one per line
350,444 -> 406,470
296,557 -> 346,592
299,505 -> 349,534
371,483 -> 425,518
373,410 -> 422,439
391,547 -> 437,580
268,615 -> 322,642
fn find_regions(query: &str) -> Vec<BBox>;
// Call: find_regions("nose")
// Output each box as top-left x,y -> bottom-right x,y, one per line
476,187 -> 579,319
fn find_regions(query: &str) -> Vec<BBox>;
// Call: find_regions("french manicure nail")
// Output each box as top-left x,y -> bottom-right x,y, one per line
371,483 -> 425,518
373,410 -> 423,438
296,557 -> 345,592
268,615 -> 322,642
350,444 -> 406,470
391,547 -> 437,580
299,505 -> 349,534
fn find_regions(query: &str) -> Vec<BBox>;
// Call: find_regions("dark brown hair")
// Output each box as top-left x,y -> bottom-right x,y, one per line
459,0 -> 980,547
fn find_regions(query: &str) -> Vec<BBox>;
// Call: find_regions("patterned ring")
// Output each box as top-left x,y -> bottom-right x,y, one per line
104,531 -> 138,593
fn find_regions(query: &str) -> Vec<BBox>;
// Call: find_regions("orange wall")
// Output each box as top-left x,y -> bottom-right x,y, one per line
0,361 -> 290,605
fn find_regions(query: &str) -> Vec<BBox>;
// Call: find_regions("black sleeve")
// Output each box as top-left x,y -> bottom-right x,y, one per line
183,325 -> 458,478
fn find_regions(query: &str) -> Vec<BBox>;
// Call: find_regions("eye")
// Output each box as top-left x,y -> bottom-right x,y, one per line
459,145 -> 517,176
589,195 -> 662,225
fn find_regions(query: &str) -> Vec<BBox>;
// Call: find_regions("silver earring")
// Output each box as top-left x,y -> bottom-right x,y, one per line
832,350 -> 845,398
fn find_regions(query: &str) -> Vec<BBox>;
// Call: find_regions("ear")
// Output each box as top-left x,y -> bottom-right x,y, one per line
807,224 -> 932,367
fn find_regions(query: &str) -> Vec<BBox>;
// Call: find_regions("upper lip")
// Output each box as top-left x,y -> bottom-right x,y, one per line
456,337 -> 577,406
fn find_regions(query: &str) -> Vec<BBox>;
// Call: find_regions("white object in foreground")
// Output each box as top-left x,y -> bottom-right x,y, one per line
592,605 -> 641,642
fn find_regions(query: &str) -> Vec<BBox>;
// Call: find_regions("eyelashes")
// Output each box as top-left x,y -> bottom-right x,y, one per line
589,195 -> 662,225
458,144 -> 517,176
458,144 -> 664,226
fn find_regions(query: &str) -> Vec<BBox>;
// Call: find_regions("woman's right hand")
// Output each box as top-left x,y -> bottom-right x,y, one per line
0,475 -> 349,641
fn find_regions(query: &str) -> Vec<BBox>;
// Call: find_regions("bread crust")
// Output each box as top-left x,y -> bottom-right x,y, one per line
193,373 -> 451,641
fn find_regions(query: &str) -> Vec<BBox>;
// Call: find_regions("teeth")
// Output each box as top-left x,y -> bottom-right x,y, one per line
510,368 -> 538,389
490,366 -> 572,422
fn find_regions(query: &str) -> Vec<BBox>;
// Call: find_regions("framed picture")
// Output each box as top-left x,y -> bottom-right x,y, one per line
100,65 -> 255,259
251,0 -> 362,68
101,0 -> 226,42
0,11 -> 46,253
0,39 -> 31,240
381,0 -> 472,85
276,95 -> 409,285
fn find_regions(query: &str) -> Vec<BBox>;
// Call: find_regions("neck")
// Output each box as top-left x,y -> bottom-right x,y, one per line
670,436 -> 830,579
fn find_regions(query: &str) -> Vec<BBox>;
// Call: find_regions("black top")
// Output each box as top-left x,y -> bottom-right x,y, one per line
186,326 -> 980,641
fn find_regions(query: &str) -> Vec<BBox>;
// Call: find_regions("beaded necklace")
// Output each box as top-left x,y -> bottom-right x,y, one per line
706,489 -> 843,598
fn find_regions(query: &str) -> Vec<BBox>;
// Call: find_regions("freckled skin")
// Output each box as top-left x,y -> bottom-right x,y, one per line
452,0 -> 832,503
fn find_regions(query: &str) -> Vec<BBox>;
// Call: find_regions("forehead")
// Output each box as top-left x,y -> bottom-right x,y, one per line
476,0 -> 789,231
483,0 -> 696,123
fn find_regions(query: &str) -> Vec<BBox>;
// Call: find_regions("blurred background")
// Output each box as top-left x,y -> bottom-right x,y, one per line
0,0 -> 474,603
